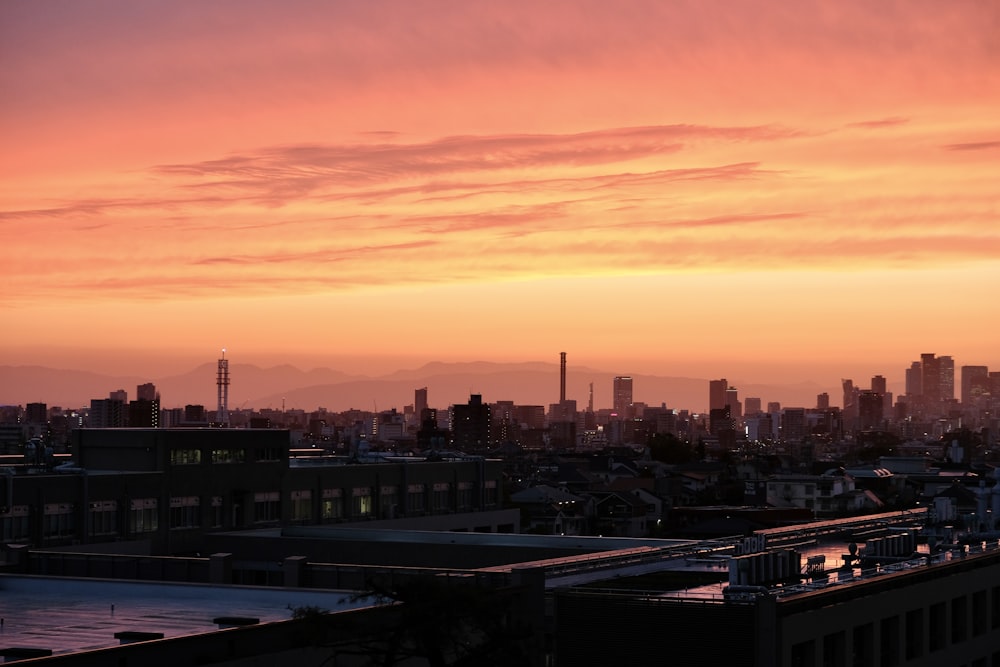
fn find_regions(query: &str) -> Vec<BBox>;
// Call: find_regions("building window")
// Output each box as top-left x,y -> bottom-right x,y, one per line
951,596 -> 967,643
129,498 -> 158,534
822,631 -> 844,667
255,447 -> 282,462
290,490 -> 312,522
380,485 -> 398,519
211,449 -> 245,464
210,496 -> 224,528
928,603 -> 946,652
321,488 -> 343,521
972,590 -> 986,636
484,480 -> 498,507
2,505 -> 31,542
880,616 -> 900,667
852,623 -> 873,667
904,609 -> 923,660
43,503 -> 76,540
253,491 -> 280,523
352,487 -> 372,518
88,500 -> 118,537
790,639 -> 815,667
432,482 -> 450,512
407,484 -> 425,513
170,449 -> 201,465
169,496 -> 200,529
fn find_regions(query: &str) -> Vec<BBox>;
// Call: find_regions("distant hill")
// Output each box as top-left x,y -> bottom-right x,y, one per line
1,361 -> 833,414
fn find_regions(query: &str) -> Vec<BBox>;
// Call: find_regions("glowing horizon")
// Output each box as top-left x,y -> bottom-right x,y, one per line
3,1 -> 998,385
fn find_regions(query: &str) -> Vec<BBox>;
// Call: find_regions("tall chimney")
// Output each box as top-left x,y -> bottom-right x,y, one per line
560,352 -> 567,403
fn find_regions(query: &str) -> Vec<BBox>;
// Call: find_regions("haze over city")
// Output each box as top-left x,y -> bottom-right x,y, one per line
2,1 -> 998,388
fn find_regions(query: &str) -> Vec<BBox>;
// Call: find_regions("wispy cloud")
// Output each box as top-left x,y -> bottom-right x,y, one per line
942,141 -> 1000,151
847,117 -> 909,129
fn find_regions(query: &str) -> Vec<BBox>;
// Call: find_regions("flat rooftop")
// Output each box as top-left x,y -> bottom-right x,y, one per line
0,575 -> 369,658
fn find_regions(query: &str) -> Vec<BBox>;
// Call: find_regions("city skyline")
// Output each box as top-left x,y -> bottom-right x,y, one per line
3,2 -> 999,379
3,350 -> 996,417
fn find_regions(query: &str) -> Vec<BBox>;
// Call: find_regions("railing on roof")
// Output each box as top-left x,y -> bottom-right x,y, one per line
754,508 -> 929,545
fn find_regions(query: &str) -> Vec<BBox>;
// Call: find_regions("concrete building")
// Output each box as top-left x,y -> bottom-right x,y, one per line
0,428 -> 506,555
6,508 -> 1000,667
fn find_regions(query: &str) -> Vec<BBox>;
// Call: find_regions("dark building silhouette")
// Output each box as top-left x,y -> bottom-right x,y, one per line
451,394 -> 491,452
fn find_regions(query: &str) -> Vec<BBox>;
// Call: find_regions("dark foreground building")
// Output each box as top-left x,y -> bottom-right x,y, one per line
1,428 -> 505,554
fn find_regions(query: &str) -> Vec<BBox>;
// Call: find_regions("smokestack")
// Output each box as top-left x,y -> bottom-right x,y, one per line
560,352 -> 567,403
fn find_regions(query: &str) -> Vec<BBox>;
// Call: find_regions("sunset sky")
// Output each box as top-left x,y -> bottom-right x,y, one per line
3,1 -> 998,391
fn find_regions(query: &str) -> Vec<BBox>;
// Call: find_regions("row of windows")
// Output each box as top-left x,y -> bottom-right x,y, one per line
2,481 -> 499,539
169,448 -> 284,465
790,586 -> 1000,667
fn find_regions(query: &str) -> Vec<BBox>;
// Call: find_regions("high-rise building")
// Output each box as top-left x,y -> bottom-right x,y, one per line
961,366 -> 989,406
871,375 -> 887,395
920,353 -> 940,403
451,394 -> 491,452
415,387 -> 428,420
725,387 -> 741,421
939,356 -> 955,401
613,376 -> 633,417
905,361 -> 922,396
709,379 -> 728,412
816,393 -> 830,410
858,391 -> 884,431
110,389 -> 128,403
744,397 -> 762,415
129,398 -> 160,428
781,408 -> 806,442
26,402 -> 48,425
90,398 -> 125,428
137,382 -> 157,402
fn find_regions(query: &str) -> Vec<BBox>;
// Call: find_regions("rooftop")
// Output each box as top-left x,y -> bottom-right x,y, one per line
0,576 -> 369,658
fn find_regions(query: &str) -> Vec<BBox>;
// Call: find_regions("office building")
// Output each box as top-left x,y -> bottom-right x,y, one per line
137,382 -> 157,402
710,378 -> 729,412
613,376 -> 633,418
414,387 -> 428,421
939,355 -> 955,401
451,394 -> 492,452
905,361 -> 922,396
961,366 -> 989,406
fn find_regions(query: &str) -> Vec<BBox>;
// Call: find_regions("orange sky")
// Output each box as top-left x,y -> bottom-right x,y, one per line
2,1 -> 999,389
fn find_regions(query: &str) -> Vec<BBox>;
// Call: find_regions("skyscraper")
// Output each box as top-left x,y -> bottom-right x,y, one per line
709,379 -> 728,412
613,376 -> 633,417
137,382 -> 157,402
858,391 -> 884,430
961,366 -> 989,406
871,375 -> 887,396
920,353 -> 940,403
415,387 -> 428,420
725,387 -> 741,420
939,355 -> 955,401
905,361 -> 922,396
